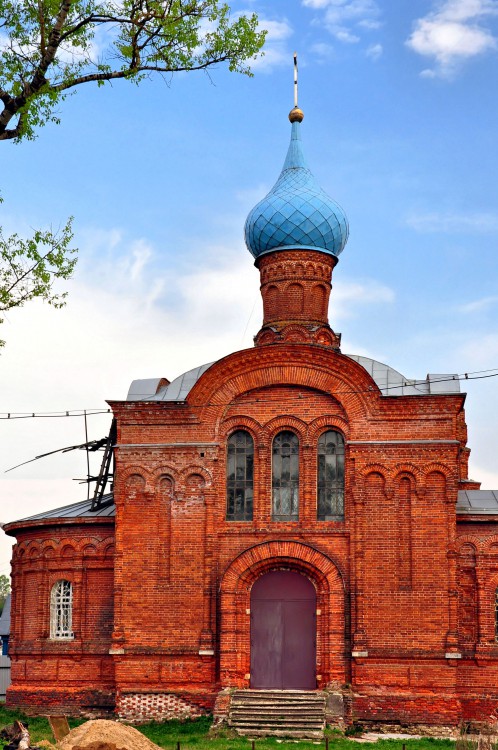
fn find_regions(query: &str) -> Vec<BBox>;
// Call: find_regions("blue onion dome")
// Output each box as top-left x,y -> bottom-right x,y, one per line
244,108 -> 349,260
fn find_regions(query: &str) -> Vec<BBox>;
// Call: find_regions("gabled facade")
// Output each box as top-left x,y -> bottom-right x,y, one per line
4,105 -> 498,727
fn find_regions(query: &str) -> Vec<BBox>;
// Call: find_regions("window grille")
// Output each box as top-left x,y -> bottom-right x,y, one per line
50,580 -> 74,639
226,430 -> 254,521
317,430 -> 345,520
272,431 -> 299,521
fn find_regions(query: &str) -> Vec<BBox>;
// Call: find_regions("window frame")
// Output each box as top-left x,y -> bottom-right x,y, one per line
272,430 -> 300,521
50,579 -> 74,640
317,429 -> 345,521
226,429 -> 254,521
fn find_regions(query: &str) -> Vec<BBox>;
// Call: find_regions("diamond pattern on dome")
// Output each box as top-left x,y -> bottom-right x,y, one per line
244,121 -> 349,259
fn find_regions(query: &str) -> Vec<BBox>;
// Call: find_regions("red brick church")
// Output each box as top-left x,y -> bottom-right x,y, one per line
4,103 -> 498,730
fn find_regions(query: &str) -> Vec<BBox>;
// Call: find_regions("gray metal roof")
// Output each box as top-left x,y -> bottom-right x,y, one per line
12,495 -> 115,523
345,355 -> 460,396
457,490 -> 498,514
126,356 -> 460,403
127,377 -> 169,400
0,594 -> 10,636
127,362 -> 214,402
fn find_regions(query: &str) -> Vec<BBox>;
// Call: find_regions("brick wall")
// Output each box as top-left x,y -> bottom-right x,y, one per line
5,337 -> 498,725
5,520 -> 115,712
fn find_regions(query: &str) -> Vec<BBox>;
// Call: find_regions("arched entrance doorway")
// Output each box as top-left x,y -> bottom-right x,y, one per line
250,570 -> 316,689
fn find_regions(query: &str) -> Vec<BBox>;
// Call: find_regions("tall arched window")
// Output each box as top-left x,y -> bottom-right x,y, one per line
317,430 -> 345,520
226,430 -> 254,521
50,580 -> 73,639
272,431 -> 299,521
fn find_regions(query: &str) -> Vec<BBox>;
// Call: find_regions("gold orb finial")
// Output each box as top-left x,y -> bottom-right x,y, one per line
289,106 -> 304,123
290,54 -> 303,123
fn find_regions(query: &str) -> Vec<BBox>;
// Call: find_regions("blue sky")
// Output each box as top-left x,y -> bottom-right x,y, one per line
1,0 -> 498,573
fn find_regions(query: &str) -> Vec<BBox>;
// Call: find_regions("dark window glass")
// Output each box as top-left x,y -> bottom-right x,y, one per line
226,430 -> 254,521
317,430 -> 345,521
272,431 -> 299,521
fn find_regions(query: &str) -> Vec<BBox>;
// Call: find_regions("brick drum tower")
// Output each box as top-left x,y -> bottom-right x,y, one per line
4,93 -> 498,729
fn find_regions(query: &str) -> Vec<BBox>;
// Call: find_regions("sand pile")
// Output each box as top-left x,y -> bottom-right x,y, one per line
58,720 -> 162,750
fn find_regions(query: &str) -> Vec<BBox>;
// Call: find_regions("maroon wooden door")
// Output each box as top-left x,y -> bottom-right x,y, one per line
250,570 -> 316,689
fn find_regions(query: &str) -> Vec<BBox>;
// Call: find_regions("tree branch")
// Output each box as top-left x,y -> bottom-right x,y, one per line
2,249 -> 55,297
53,56 -> 234,91
0,1 -> 266,141
38,0 -> 47,57
30,0 -> 73,90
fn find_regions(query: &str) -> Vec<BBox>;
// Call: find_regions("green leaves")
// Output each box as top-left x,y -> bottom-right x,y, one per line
0,216 -> 77,347
0,0 -> 266,349
0,0 -> 266,141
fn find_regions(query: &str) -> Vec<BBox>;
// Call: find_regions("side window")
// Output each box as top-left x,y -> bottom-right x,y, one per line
272,431 -> 299,521
50,580 -> 74,639
317,430 -> 345,521
226,430 -> 254,521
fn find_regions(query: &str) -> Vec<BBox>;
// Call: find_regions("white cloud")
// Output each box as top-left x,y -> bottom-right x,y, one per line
302,0 -> 382,44
1,217 -> 497,579
332,278 -> 395,320
335,28 -> 360,43
468,464 -> 498,489
0,221 -> 398,579
359,18 -> 382,30
302,0 -> 331,7
310,41 -> 335,60
258,18 -> 293,42
459,296 -> 498,313
249,18 -> 293,71
366,42 -> 383,59
0,227 -> 264,575
406,211 -> 498,233
407,0 -> 498,77
458,332 -> 498,364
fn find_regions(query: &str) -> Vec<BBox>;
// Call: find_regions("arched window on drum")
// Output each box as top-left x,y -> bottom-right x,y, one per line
226,430 -> 254,521
317,430 -> 345,521
272,431 -> 299,521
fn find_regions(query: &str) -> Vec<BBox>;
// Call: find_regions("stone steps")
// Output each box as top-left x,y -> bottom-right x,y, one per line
228,690 -> 326,739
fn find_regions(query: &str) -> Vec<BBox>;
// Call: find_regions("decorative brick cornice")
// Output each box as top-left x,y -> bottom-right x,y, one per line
13,534 -> 115,561
254,323 -> 342,349
187,345 -> 377,420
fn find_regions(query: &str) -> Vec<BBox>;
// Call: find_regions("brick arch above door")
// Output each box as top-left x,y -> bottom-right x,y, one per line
219,540 -> 347,689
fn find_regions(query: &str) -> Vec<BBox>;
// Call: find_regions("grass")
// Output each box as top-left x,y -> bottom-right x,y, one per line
0,704 -> 84,744
0,705 -> 457,750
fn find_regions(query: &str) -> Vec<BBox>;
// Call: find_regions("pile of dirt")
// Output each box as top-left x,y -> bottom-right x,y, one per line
58,720 -> 162,750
